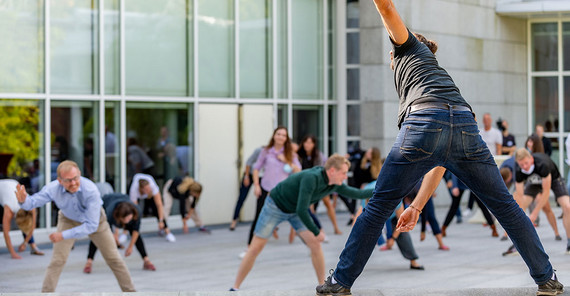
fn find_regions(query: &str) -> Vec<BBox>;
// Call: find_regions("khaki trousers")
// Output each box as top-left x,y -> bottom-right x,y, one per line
41,209 -> 136,292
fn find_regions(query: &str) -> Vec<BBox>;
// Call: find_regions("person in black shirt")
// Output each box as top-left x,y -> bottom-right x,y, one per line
511,149 -> 570,254
316,0 -> 562,295
501,120 -> 516,156
83,193 -> 156,274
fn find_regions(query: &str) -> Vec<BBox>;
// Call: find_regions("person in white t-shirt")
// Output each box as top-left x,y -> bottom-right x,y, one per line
480,113 -> 503,156
129,173 -> 175,242
1,179 -> 44,258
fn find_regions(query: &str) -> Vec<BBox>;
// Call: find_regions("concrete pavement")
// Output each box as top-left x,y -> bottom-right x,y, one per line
0,206 -> 569,295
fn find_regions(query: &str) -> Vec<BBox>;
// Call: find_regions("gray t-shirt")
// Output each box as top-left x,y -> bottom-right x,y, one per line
392,30 -> 471,128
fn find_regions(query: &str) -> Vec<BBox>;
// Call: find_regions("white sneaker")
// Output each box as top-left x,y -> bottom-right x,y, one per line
238,250 -> 247,259
165,232 -> 176,242
118,234 -> 128,245
462,208 -> 472,217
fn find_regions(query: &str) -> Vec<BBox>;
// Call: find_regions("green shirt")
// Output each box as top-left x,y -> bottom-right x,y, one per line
270,166 -> 374,236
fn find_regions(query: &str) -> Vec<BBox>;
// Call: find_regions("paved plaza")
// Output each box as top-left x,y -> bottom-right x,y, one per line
0,206 -> 569,295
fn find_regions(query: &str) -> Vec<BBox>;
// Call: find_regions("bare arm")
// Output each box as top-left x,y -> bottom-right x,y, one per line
373,0 -> 409,45
153,193 -> 166,228
396,166 -> 446,232
530,174 -> 552,222
513,181 -> 525,206
2,207 -> 20,259
253,169 -> 262,197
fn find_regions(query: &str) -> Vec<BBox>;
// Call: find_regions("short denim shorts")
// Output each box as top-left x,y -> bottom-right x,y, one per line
254,196 -> 308,239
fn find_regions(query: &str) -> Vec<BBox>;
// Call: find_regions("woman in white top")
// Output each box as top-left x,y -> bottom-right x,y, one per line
129,173 -> 175,242
1,179 -> 44,258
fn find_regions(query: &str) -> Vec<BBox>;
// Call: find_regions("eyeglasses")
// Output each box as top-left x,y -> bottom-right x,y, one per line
60,175 -> 80,184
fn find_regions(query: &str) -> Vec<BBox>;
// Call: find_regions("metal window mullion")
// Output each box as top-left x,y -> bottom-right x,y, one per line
194,0 -> 200,179
527,20 -> 533,136
287,0 -> 292,133
558,20 -> 565,174
335,0 -> 347,156
322,0 -> 328,155
44,0 -> 52,229
272,0 -> 278,127
119,0 -> 127,193
99,0 -> 106,184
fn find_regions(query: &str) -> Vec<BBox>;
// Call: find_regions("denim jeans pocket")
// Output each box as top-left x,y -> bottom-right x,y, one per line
461,130 -> 490,160
399,125 -> 442,162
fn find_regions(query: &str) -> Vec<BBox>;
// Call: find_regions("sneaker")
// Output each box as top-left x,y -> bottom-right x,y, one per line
500,235 -> 509,241
238,250 -> 247,259
199,227 -> 211,234
229,288 -> 238,291
462,208 -> 472,217
502,246 -> 519,256
456,217 -> 463,224
165,232 -> 176,242
555,235 -> 562,241
158,229 -> 166,237
537,273 -> 564,295
566,246 -> 570,255
30,248 -> 44,256
316,271 -> 351,296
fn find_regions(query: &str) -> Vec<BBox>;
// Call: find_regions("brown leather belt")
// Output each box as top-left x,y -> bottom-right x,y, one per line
409,102 -> 472,114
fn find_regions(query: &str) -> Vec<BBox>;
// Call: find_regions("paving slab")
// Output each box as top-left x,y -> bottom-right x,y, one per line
1,207 -> 569,295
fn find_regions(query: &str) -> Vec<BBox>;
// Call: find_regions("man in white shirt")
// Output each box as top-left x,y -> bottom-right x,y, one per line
480,113 -> 503,156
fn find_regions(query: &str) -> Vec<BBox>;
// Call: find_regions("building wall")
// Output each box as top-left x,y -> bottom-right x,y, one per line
359,0 -> 528,158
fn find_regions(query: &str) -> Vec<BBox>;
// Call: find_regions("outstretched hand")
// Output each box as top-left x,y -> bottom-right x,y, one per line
396,207 -> 420,232
15,184 -> 27,203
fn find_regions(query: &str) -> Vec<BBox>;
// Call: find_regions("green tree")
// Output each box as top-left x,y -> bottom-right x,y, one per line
0,100 -> 40,176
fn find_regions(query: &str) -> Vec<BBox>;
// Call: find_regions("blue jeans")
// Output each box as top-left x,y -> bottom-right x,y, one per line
333,108 -> 553,287
254,197 -> 308,239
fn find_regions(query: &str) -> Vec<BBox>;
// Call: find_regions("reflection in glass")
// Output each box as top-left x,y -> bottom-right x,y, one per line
562,23 -> 570,71
240,0 -> 272,98
50,101 -> 99,226
198,0 -> 234,97
0,99 -> 45,229
126,103 -> 193,190
51,0 -> 99,94
347,69 -> 359,100
533,77 -> 558,132
105,101 -> 121,190
347,0 -> 359,29
292,0 -> 323,100
328,105 -> 337,155
0,1 -> 44,93
278,104 -> 288,127
347,32 -> 359,64
564,76 -> 570,132
125,0 -> 188,96
347,105 -> 360,136
532,23 -> 558,72
293,105 -> 323,149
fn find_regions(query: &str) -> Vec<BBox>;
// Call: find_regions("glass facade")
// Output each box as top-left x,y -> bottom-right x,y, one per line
0,0 -> 340,230
530,20 -> 570,172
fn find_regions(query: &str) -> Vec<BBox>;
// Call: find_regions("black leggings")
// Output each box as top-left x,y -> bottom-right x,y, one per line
443,189 -> 464,227
88,227 -> 148,260
144,198 -> 169,228
248,188 -> 268,245
470,191 -> 495,226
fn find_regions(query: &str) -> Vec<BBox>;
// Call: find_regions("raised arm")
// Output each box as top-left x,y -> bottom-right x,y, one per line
373,0 -> 409,45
